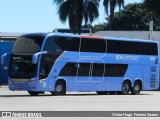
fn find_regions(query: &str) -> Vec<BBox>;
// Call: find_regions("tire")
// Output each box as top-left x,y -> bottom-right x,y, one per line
122,81 -> 131,95
52,81 -> 66,96
96,91 -> 108,95
131,81 -> 141,95
28,91 -> 39,96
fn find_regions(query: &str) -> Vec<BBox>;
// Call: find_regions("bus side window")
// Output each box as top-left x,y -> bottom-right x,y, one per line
75,63 -> 80,69
59,63 -> 77,76
39,54 -> 55,79
76,63 -> 90,76
80,38 -> 106,53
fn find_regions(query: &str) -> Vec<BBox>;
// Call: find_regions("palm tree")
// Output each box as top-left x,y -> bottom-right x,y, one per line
103,0 -> 124,30
54,0 -> 99,34
144,0 -> 160,19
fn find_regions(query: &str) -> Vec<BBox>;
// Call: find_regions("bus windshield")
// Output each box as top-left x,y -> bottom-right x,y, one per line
9,55 -> 37,79
12,35 -> 44,55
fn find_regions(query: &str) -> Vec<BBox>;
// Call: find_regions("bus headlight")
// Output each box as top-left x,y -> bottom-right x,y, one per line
28,77 -> 37,85
8,77 -> 13,84
28,80 -> 36,85
8,80 -> 13,84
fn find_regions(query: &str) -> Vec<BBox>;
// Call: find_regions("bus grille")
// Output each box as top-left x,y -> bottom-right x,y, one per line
12,79 -> 29,82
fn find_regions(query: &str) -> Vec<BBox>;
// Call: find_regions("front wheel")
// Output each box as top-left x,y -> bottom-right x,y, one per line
131,81 -> 141,95
52,81 -> 66,96
122,81 -> 131,95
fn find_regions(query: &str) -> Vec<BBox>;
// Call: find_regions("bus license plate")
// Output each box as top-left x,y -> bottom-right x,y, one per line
17,86 -> 23,90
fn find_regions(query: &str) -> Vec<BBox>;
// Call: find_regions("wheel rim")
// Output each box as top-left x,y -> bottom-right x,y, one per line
56,85 -> 63,92
135,85 -> 140,92
123,84 -> 129,94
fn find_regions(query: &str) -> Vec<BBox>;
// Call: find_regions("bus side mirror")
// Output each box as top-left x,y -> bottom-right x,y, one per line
1,53 -> 10,65
32,51 -> 48,64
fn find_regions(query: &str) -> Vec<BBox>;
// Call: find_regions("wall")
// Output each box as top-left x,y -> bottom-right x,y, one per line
0,42 -> 14,85
92,31 -> 160,42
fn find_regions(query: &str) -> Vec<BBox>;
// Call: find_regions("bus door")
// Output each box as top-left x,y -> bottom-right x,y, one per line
91,59 -> 105,91
39,54 -> 56,91
74,58 -> 93,91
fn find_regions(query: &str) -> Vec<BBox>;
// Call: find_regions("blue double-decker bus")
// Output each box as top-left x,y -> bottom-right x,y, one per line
1,33 -> 159,95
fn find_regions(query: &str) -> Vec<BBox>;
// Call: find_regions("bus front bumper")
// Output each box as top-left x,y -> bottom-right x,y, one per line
8,77 -> 40,91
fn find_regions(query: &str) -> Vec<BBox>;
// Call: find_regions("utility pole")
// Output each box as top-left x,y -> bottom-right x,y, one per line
149,20 -> 153,40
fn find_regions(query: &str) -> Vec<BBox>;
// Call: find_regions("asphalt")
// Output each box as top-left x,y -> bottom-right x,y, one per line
0,87 -> 160,120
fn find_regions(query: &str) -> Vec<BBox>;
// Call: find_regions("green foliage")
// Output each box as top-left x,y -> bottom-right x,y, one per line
103,0 -> 124,15
103,0 -> 124,29
53,0 -> 99,34
93,3 -> 160,32
144,0 -> 160,19
54,0 -> 125,33
92,24 -> 108,33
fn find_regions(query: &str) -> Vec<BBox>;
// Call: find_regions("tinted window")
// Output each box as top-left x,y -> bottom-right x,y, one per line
140,43 -> 150,55
59,63 -> 77,76
55,37 -> 80,51
43,36 -> 61,53
151,43 -> 158,55
60,63 -> 91,76
39,54 -> 55,79
77,63 -> 91,76
42,37 -> 62,79
107,40 -> 126,54
80,38 -> 106,53
105,64 -> 128,77
12,36 -> 44,55
140,43 -> 158,55
107,40 -> 158,55
59,62 -> 127,77
92,63 -> 105,76
126,41 -> 140,54
9,55 -> 37,79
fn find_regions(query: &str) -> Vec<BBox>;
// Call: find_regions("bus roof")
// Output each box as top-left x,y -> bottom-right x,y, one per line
105,37 -> 157,43
50,33 -> 157,43
21,33 -> 47,38
81,35 -> 104,39
19,32 -> 158,44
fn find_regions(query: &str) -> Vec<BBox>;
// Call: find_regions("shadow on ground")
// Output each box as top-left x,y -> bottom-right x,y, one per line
0,93 -> 152,98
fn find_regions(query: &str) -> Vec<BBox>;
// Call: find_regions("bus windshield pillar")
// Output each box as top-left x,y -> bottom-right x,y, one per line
32,51 -> 48,64
1,53 -> 11,65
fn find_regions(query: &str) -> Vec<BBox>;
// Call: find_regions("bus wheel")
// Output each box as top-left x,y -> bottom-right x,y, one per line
131,81 -> 141,95
28,91 -> 39,96
96,91 -> 107,95
122,81 -> 130,95
52,81 -> 66,96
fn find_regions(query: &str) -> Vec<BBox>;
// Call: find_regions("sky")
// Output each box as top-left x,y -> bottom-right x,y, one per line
0,0 -> 143,33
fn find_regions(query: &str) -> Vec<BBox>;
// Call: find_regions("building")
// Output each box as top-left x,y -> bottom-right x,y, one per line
0,32 -> 24,85
92,31 -> 160,42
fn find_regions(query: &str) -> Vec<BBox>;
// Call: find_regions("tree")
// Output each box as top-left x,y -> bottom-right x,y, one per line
93,3 -> 160,32
103,0 -> 124,30
53,0 -> 99,34
144,0 -> 160,19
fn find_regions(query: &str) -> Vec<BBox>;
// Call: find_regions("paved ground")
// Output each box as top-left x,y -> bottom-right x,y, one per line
0,87 -> 160,120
